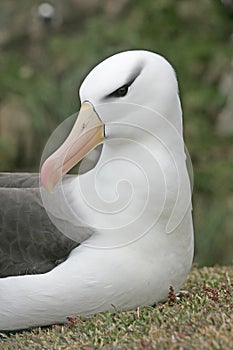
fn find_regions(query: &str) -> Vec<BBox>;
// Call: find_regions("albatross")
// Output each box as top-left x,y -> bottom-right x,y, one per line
0,50 -> 194,331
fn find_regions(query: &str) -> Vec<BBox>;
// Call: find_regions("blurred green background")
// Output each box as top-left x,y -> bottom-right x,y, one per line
0,0 -> 232,266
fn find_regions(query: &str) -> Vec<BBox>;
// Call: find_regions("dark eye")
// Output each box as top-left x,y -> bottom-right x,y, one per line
109,84 -> 129,98
115,85 -> 128,97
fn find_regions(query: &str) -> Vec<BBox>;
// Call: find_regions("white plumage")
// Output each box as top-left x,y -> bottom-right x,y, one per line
0,50 -> 194,331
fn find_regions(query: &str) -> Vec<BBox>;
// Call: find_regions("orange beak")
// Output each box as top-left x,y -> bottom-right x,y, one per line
40,101 -> 104,192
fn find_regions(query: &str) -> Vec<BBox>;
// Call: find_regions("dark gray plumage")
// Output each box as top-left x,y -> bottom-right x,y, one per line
0,173 -> 78,277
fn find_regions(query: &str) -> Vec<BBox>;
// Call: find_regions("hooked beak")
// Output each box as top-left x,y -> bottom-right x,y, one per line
40,101 -> 104,192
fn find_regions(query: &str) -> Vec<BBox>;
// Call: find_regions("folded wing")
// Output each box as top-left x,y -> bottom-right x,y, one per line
0,173 -> 80,277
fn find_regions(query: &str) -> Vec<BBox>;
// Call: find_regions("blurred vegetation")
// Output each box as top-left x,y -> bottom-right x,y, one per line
0,0 -> 232,266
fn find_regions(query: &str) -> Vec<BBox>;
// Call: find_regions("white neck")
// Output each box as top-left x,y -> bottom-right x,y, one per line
62,101 -> 191,248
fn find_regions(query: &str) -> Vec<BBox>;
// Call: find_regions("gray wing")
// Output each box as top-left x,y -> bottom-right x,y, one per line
0,173 -> 79,277
0,173 -> 40,188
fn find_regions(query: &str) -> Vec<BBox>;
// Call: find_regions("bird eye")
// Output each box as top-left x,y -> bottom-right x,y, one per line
109,84 -> 129,98
116,85 -> 128,97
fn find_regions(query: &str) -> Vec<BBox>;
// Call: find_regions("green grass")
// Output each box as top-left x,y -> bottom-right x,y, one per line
1,266 -> 232,349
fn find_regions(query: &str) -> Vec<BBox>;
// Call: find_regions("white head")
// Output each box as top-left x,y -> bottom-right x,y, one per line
41,50 -> 184,192
80,50 -> 182,133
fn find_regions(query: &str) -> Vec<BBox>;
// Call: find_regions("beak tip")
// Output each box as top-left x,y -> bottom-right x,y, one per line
40,159 -> 56,193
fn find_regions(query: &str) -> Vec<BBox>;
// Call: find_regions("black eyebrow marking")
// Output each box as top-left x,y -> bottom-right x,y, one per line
105,64 -> 143,99
127,65 -> 143,86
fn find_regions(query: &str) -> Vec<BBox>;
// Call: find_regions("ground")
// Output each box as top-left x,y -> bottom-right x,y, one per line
0,265 -> 232,349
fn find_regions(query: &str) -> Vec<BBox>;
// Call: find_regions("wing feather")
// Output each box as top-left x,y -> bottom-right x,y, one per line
0,173 -> 81,277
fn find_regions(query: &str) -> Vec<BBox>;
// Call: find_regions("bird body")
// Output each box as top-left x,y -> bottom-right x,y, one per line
0,50 -> 194,330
